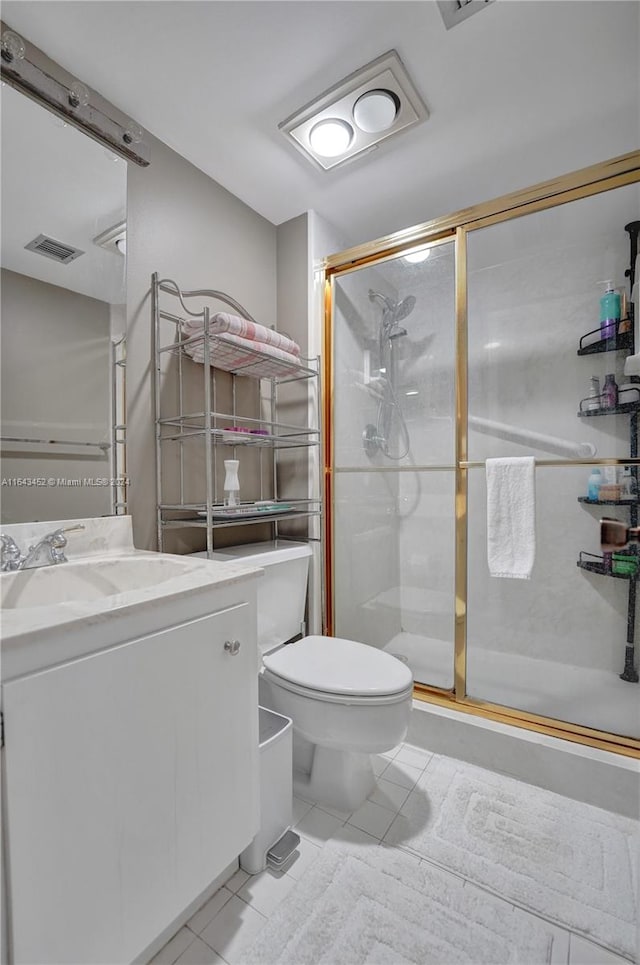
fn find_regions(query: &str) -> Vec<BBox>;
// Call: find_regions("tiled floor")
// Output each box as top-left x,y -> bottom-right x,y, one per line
151,742 -> 632,965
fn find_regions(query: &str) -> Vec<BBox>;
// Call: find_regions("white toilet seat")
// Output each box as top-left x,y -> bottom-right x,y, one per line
262,634 -> 413,703
261,668 -> 413,706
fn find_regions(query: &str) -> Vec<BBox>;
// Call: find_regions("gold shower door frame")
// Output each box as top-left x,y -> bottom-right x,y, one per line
322,150 -> 640,759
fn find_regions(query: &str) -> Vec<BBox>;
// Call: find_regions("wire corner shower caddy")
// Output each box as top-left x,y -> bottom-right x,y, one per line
152,273 -> 322,557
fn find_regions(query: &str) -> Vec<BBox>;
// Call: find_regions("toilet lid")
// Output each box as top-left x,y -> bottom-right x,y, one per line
262,635 -> 413,697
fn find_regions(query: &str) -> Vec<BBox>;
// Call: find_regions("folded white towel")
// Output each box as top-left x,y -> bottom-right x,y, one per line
486,456 -> 536,579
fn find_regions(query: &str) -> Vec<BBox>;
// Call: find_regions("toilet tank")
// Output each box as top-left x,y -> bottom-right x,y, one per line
204,541 -> 312,655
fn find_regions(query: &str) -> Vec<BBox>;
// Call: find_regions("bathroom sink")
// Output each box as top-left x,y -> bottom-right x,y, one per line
1,554 -> 203,609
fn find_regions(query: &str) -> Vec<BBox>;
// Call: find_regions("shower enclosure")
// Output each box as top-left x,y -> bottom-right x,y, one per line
323,152 -> 640,754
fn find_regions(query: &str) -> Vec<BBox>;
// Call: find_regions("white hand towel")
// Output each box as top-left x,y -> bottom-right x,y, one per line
486,456 -> 536,579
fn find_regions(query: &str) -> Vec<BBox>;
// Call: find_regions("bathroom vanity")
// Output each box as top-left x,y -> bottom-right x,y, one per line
1,517 -> 260,965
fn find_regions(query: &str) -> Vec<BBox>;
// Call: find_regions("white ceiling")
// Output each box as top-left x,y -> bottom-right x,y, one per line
2,1 -> 639,248
1,84 -> 127,303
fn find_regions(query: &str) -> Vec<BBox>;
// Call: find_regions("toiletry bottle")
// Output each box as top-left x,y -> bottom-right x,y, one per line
620,467 -> 638,499
587,468 -> 602,501
223,459 -> 240,508
602,373 -> 618,408
587,375 -> 600,411
600,281 -> 621,340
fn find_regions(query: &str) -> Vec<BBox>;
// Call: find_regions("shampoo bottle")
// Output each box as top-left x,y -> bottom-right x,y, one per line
602,373 -> 618,408
587,468 -> 602,501
600,281 -> 621,340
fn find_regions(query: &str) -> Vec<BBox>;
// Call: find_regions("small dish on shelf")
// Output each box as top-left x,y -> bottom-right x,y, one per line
197,501 -> 295,521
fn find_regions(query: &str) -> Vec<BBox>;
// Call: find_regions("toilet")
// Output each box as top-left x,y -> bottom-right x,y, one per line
207,541 -> 413,812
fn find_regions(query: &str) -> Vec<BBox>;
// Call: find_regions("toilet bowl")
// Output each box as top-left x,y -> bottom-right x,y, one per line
204,541 -> 414,812
262,635 -> 413,810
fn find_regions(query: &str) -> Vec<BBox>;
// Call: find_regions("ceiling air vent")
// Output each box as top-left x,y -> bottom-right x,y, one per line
24,234 -> 84,265
437,0 -> 494,30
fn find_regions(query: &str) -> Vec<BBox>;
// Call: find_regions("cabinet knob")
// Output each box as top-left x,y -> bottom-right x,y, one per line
224,639 -> 241,656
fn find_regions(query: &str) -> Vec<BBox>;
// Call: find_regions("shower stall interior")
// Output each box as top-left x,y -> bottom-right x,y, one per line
324,156 -> 640,753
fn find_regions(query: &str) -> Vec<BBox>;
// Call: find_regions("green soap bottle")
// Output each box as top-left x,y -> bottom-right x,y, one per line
600,280 -> 621,340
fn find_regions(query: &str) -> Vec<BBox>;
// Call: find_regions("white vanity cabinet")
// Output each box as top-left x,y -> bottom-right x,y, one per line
2,595 -> 259,964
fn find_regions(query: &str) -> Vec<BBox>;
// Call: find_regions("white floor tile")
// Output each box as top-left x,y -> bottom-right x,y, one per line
348,799 -> 397,839
394,744 -> 433,769
330,824 -> 380,848
569,934 -> 629,965
174,936 -> 225,965
149,927 -> 196,965
285,835 -> 322,880
381,812 -> 423,855
315,802 -> 353,820
237,866 -> 298,917
380,758 -> 423,790
199,895 -> 266,965
224,869 -> 250,894
292,795 -> 314,823
295,805 -> 346,845
368,777 -> 410,813
186,887 -> 233,936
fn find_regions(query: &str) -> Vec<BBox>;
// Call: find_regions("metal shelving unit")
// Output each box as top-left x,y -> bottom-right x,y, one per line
152,273 -> 322,557
575,220 -> 640,682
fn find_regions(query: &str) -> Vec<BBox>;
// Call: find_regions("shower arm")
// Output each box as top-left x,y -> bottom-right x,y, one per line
468,416 -> 596,459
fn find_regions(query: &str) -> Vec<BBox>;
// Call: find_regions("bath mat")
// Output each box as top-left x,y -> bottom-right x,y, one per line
383,755 -> 638,959
242,840 -> 564,964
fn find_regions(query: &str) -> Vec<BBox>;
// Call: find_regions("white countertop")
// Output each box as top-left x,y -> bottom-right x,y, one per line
1,516 -> 262,679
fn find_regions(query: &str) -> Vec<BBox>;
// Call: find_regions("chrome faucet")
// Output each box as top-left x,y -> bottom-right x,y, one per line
1,535 -> 24,571
0,524 -> 85,571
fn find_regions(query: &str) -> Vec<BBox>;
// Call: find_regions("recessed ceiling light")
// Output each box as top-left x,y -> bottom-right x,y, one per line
279,50 -> 428,171
93,221 -> 126,256
353,89 -> 399,133
309,119 -> 353,158
403,247 -> 431,264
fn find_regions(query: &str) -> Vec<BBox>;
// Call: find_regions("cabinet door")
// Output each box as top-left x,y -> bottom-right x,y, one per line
3,602 -> 259,965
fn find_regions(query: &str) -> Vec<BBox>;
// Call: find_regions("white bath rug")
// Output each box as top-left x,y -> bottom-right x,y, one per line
243,840 -> 565,964
383,755 -> 638,959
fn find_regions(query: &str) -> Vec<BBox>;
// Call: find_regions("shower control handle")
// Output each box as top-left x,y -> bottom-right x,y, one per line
224,639 -> 241,656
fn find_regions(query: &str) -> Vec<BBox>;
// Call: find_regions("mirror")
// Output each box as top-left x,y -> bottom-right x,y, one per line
1,84 -> 127,523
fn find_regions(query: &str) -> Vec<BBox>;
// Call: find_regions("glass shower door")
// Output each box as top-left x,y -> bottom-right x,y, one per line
331,240 -> 457,688
465,183 -> 640,739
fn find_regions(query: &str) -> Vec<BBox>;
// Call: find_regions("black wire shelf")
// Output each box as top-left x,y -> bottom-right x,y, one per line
577,551 -> 639,580
577,496 -> 639,506
577,401 -> 640,418
577,324 -> 633,356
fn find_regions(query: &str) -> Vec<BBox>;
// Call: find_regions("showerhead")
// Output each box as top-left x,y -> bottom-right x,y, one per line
394,295 -> 416,322
369,289 -> 416,325
368,289 -> 395,312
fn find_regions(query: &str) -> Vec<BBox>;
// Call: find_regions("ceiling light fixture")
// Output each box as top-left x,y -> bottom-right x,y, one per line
403,247 -> 431,264
279,50 -> 428,171
309,119 -> 353,158
93,221 -> 127,256
353,89 -> 399,133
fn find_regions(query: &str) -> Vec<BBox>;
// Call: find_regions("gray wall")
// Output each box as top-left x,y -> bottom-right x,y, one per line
126,134 -> 277,551
0,268 -> 111,522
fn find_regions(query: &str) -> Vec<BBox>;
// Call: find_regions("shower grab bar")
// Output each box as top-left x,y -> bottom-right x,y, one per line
468,416 -> 597,459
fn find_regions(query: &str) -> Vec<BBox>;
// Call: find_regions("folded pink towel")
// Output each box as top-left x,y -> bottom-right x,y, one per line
184,313 -> 300,357
184,330 -> 302,379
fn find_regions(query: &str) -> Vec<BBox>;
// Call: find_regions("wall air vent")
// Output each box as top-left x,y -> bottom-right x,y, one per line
24,234 -> 84,264
437,0 -> 494,30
